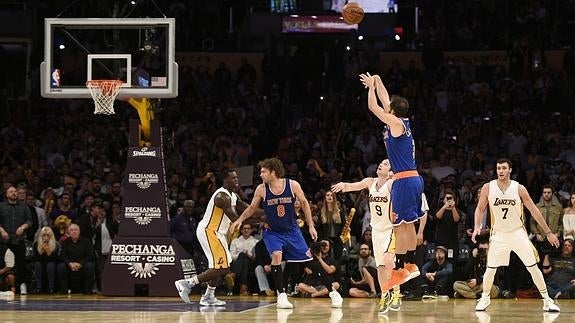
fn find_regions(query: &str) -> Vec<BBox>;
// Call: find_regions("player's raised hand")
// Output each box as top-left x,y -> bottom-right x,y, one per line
359,72 -> 374,89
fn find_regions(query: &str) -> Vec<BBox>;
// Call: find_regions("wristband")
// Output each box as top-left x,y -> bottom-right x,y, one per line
545,231 -> 552,235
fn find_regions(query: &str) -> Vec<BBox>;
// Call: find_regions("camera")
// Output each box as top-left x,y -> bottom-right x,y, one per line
311,241 -> 324,255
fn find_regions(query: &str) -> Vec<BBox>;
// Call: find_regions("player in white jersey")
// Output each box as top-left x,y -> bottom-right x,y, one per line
332,159 -> 428,314
472,158 -> 560,312
175,169 -> 262,306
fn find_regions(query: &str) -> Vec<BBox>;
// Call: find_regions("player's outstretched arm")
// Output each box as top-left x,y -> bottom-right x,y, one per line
331,178 -> 373,193
373,75 -> 391,111
230,184 -> 264,233
359,73 -> 403,135
519,184 -> 560,248
236,199 -> 266,223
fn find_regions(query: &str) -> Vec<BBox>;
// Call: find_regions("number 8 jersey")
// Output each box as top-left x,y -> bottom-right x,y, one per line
263,179 -> 298,232
488,180 -> 524,233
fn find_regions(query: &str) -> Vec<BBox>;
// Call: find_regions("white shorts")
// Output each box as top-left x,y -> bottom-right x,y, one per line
372,227 -> 395,267
487,228 -> 539,267
196,226 -> 232,269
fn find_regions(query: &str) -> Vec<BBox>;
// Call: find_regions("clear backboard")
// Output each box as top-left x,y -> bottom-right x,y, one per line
41,18 -> 178,99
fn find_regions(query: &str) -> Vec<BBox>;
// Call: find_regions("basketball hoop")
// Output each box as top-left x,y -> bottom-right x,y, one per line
86,80 -> 123,115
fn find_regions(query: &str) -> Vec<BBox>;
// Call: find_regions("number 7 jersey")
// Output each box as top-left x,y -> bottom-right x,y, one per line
487,180 -> 524,233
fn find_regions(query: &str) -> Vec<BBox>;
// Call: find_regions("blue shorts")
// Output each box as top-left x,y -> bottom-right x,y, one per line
391,175 -> 424,225
263,227 -> 313,262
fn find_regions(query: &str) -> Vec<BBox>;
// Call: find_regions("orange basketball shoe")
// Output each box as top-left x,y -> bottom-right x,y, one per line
382,268 -> 410,291
404,263 -> 420,281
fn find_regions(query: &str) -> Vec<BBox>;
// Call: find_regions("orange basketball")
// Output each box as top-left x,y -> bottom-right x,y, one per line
342,2 -> 364,25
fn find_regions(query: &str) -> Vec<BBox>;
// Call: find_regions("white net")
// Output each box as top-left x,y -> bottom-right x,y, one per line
86,80 -> 123,115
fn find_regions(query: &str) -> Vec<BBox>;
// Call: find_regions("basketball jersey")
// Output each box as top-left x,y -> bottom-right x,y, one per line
488,180 -> 524,233
368,178 -> 393,231
383,118 -> 417,172
263,179 -> 298,232
198,186 -> 237,235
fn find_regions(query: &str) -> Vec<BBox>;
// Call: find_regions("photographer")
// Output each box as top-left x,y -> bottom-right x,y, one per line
433,191 -> 461,260
297,240 -> 341,298
453,241 -> 499,299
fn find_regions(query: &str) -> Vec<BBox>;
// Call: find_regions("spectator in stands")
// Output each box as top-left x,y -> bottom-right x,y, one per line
348,228 -> 373,262
94,203 -> 119,293
564,193 -> 575,240
297,240 -> 340,298
227,223 -> 258,295
543,238 -> 575,299
253,230 -> 276,296
170,200 -> 200,261
531,185 -> 564,262
348,243 -> 379,298
32,226 -> 61,294
57,223 -> 95,294
25,193 -> 48,241
16,186 -> 39,242
421,245 -> 453,299
318,191 -> 346,262
76,193 -> 95,224
0,186 -> 33,294
432,191 -> 461,261
49,192 -> 77,223
77,202 -> 102,243
453,240 -> 499,299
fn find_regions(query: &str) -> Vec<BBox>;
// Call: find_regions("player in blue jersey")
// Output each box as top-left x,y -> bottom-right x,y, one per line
231,157 -> 343,309
360,72 -> 425,280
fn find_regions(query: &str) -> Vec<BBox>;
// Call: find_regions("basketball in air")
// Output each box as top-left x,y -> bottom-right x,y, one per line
342,2 -> 364,25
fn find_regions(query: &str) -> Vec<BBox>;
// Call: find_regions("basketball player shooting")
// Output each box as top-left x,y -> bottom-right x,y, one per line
359,72 -> 425,283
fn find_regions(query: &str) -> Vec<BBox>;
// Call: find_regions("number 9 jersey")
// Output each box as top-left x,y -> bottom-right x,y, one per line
369,178 -> 393,232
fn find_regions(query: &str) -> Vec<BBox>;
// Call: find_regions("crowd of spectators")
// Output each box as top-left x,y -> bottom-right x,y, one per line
1,0 -> 575,300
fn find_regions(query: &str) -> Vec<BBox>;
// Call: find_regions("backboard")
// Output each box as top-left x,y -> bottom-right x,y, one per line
41,18 -> 177,99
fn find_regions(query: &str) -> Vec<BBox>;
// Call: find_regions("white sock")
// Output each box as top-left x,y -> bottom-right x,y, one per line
481,267 -> 496,298
186,275 -> 199,285
204,285 -> 216,297
526,265 -> 550,299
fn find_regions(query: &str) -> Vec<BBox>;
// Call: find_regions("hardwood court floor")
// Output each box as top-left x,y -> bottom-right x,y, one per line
0,294 -> 573,323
